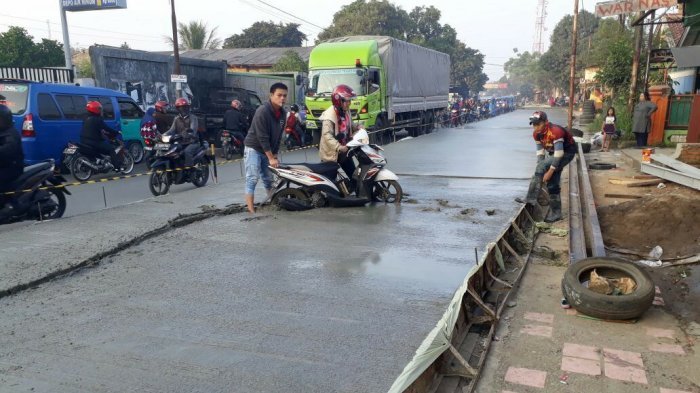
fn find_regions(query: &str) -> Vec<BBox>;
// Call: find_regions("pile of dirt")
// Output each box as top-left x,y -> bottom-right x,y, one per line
598,193 -> 700,258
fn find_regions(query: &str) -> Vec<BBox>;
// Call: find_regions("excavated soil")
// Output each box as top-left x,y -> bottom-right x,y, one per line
598,193 -> 700,258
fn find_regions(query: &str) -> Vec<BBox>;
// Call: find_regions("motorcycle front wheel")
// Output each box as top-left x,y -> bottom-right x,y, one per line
372,180 -> 403,204
149,170 -> 170,196
191,160 -> 209,187
38,188 -> 67,220
71,155 -> 93,181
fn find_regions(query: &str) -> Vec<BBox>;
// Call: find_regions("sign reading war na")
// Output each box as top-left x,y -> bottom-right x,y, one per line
595,0 -> 677,17
61,0 -> 127,12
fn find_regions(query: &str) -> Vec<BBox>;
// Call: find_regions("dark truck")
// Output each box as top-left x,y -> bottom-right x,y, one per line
194,87 -> 262,146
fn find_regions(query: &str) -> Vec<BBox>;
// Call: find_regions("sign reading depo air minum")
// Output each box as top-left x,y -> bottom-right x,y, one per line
595,0 -> 677,17
61,0 -> 127,12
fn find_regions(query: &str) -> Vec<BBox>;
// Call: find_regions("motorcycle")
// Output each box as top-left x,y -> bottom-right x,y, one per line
62,135 -> 135,181
450,109 -> 460,128
148,133 -> 210,196
140,122 -> 161,165
284,124 -> 311,151
220,129 -> 245,160
269,129 -> 402,208
0,159 -> 70,224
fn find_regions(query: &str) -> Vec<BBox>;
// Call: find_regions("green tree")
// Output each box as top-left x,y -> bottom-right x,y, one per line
504,51 -> 552,97
270,50 -> 308,73
168,21 -> 221,50
224,21 -> 306,48
317,0 -> 410,41
0,26 -> 64,67
589,19 -> 633,98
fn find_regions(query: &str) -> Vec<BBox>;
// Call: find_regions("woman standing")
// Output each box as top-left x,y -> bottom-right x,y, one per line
601,107 -> 616,152
631,92 -> 657,148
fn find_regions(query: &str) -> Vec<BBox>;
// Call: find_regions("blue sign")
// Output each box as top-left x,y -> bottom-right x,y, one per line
61,0 -> 127,12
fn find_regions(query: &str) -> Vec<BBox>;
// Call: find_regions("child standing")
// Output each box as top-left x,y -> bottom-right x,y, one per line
602,107 -> 616,152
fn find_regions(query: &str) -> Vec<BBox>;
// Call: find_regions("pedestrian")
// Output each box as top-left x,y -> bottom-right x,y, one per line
601,107 -> 616,152
516,111 -> 577,223
243,82 -> 288,214
631,91 -> 657,148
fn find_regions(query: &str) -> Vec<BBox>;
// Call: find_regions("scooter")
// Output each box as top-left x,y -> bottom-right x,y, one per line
0,159 -> 70,224
269,129 -> 402,208
140,122 -> 160,165
220,129 -> 245,160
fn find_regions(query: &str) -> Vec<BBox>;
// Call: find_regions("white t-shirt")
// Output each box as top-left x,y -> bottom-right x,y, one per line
605,116 -> 615,125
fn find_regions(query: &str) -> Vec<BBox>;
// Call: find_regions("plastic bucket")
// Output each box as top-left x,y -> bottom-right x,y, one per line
642,148 -> 654,163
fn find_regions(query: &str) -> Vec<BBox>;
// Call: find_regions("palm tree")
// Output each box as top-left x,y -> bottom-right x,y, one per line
166,21 -> 221,50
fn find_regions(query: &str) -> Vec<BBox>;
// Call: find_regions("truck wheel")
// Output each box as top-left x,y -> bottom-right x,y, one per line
561,257 -> 654,320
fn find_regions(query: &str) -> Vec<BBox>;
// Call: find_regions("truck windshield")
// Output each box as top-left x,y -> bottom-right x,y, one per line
0,82 -> 29,114
309,69 -> 364,96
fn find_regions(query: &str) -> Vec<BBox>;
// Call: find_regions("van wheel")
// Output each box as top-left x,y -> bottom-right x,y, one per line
127,142 -> 145,164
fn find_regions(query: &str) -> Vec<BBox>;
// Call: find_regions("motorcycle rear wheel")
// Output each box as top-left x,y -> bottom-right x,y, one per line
191,160 -> 209,187
273,188 -> 309,206
149,170 -> 170,196
119,152 -> 135,175
71,155 -> 93,181
39,188 -> 67,220
372,180 -> 402,204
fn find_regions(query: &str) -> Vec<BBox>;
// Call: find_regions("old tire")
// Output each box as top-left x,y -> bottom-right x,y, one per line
589,162 -> 616,170
562,257 -> 655,320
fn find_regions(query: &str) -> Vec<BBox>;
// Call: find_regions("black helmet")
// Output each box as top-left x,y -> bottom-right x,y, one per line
0,104 -> 13,130
290,104 -> 299,112
529,111 -> 547,125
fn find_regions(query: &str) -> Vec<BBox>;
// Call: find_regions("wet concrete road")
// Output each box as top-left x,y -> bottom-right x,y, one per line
0,109 -> 560,392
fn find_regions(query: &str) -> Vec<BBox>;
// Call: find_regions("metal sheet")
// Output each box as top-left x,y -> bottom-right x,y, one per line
670,46 -> 700,68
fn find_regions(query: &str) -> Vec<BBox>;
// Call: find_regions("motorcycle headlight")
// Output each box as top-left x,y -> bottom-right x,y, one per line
161,135 -> 171,143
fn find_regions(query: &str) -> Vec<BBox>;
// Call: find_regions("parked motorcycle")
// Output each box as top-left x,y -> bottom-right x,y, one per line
220,129 -> 245,160
0,159 -> 70,224
269,129 -> 402,208
63,136 -> 135,181
148,133 -> 210,196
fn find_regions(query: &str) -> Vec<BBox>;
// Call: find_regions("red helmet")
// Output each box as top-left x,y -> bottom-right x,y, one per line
86,101 -> 102,115
155,100 -> 169,112
231,99 -> 241,109
174,98 -> 190,108
331,84 -> 356,108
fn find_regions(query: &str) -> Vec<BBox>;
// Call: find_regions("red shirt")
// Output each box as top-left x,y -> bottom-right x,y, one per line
533,122 -> 575,154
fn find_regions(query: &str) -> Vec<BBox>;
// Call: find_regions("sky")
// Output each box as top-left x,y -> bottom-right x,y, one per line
0,0 -> 583,81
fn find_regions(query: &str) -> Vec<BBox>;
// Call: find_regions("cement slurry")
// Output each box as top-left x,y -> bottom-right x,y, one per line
0,109 -> 555,392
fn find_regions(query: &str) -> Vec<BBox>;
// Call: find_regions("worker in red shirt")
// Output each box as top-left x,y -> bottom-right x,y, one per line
517,111 -> 577,222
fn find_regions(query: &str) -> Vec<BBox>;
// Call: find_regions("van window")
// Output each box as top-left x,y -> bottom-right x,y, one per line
37,93 -> 62,120
56,95 -> 87,120
0,82 -> 29,114
118,99 -> 143,119
89,96 -> 115,120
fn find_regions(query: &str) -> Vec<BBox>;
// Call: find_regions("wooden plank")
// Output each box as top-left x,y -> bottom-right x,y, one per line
651,154 -> 700,177
604,193 -> 642,199
609,178 -> 633,185
577,144 -> 606,258
632,174 -> 660,180
625,179 -> 664,187
569,155 -> 587,263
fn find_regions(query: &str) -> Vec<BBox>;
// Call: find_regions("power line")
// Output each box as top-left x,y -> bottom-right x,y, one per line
0,13 -> 164,40
0,22 -> 164,44
237,0 -> 322,35
255,0 -> 326,31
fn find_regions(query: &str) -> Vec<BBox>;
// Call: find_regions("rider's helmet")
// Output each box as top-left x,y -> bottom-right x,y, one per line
174,97 -> 190,116
290,104 -> 299,112
86,100 -> 102,115
0,104 -> 12,130
154,100 -> 169,113
528,110 -> 548,126
230,99 -> 241,110
331,84 -> 356,110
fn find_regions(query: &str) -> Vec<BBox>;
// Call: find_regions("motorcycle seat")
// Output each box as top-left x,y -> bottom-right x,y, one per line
76,143 -> 105,158
9,161 -> 53,189
287,162 -> 339,180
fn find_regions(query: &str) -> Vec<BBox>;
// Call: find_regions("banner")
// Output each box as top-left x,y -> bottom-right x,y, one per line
61,0 -> 127,12
595,0 -> 677,17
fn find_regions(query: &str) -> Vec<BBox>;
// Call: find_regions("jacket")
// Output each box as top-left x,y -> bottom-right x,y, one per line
166,114 -> 200,144
0,125 -> 24,172
223,108 -> 246,133
153,112 -> 172,133
533,122 -> 576,169
318,106 -> 352,162
244,101 -> 286,155
80,115 -> 119,146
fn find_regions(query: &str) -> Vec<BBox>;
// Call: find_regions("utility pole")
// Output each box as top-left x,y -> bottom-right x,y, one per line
59,4 -> 72,70
643,10 -> 656,89
628,11 -> 644,114
567,0 -> 579,131
170,0 -> 182,97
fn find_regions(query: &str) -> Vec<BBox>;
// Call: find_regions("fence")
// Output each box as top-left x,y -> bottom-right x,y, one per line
666,95 -> 694,129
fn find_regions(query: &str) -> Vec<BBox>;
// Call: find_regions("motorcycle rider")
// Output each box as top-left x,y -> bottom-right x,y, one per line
165,98 -> 201,168
223,99 -> 247,135
0,104 -> 24,211
153,101 -> 172,133
80,100 -> 123,169
284,104 -> 307,147
516,111 -> 577,222
319,84 -> 357,188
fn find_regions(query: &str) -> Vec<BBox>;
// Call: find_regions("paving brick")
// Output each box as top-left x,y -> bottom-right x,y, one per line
521,324 -> 553,338
646,327 -> 675,339
524,312 -> 555,324
505,367 -> 547,388
561,356 -> 601,376
659,388 -> 693,393
604,363 -> 648,384
649,343 -> 686,355
562,343 -> 599,360
603,348 -> 644,367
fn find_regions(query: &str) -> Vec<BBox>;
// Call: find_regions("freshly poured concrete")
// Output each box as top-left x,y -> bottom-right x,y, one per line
0,109 -> 554,392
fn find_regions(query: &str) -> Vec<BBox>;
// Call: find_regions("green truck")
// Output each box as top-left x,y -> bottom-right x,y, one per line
305,36 -> 450,140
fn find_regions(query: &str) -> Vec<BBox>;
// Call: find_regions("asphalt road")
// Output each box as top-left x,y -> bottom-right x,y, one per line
0,109 -> 563,392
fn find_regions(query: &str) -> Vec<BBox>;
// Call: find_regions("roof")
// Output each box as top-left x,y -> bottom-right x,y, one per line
663,14 -> 686,47
178,47 -> 314,67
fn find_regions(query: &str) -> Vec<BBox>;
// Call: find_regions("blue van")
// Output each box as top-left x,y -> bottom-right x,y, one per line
0,79 -> 145,167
